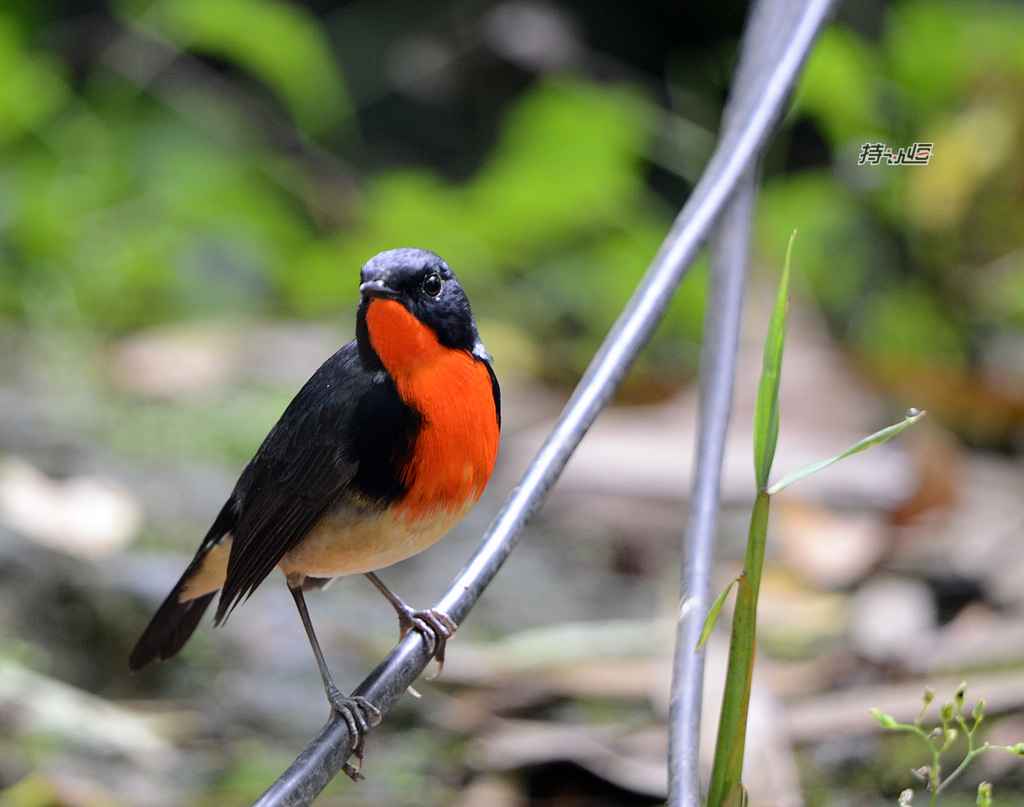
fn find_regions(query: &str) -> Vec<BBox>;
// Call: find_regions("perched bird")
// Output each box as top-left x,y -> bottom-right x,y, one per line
129,248 -> 500,760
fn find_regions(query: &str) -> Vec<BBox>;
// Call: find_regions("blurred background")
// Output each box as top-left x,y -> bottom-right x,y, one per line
1,0 -> 1024,804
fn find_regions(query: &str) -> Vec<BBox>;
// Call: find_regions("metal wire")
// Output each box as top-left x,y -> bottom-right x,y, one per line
252,1 -> 835,803
668,165 -> 756,805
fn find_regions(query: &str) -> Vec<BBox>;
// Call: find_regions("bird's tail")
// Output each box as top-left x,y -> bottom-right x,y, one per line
129,502 -> 236,671
129,585 -> 217,671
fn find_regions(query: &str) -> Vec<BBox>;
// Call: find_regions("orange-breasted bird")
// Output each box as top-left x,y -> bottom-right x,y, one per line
129,248 -> 500,757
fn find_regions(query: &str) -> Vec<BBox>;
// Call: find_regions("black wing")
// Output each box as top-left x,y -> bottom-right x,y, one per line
214,341 -> 418,622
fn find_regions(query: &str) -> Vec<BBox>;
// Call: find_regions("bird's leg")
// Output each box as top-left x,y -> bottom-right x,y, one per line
363,572 -> 457,677
288,582 -> 381,778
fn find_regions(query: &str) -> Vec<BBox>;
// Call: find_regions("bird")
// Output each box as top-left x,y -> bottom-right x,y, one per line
129,248 -> 500,767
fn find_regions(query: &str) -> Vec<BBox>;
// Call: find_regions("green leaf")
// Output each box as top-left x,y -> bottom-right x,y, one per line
141,0 -> 351,135
794,26 -> 882,145
752,232 -> 795,489
466,78 -> 655,251
0,15 -> 69,144
697,574 -> 743,652
766,408 -> 925,494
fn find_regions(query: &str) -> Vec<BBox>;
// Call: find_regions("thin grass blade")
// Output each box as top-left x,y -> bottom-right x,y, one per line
697,574 -> 744,652
752,232 -> 795,489
767,408 -> 925,494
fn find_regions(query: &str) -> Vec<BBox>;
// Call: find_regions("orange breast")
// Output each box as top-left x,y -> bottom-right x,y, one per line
365,299 -> 499,523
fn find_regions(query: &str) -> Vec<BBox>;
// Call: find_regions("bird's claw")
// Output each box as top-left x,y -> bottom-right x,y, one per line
396,607 -> 457,677
325,688 -> 381,779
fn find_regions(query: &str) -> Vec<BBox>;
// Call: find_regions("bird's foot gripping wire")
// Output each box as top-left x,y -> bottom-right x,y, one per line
364,572 -> 458,677
396,606 -> 457,677
325,688 -> 382,781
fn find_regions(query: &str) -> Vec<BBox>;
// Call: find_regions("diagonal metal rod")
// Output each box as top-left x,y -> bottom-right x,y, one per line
252,1 -> 834,803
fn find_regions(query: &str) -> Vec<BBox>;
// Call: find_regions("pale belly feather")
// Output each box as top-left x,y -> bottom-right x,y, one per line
178,495 -> 476,603
277,498 -> 474,580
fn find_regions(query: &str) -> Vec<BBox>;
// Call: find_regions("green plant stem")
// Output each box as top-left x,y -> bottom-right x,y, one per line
884,705 -> 1021,804
707,488 -> 771,807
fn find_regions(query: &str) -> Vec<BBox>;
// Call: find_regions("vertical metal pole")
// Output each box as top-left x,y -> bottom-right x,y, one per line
666,1 -> 836,803
668,167 -> 755,805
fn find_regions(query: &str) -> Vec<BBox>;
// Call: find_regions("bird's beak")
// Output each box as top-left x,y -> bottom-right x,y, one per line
359,278 -> 401,300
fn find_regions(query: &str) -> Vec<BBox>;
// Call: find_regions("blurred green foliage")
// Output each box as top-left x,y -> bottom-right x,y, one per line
768,1 -> 1024,444
0,0 -> 1022,424
0,0 -> 698,391
136,0 -> 352,135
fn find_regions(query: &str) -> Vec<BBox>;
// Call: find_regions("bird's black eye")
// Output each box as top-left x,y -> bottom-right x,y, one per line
422,272 -> 442,297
